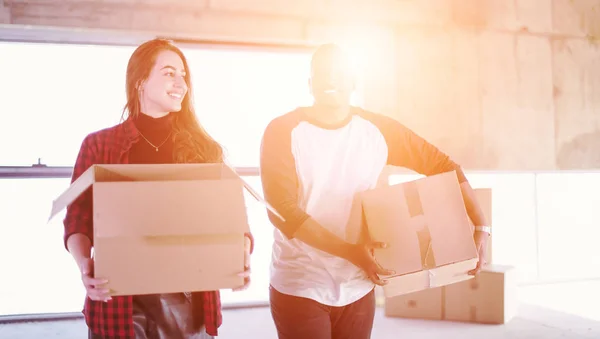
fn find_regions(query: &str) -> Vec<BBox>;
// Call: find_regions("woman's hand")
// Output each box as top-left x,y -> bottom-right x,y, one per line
79,258 -> 111,302
232,235 -> 252,292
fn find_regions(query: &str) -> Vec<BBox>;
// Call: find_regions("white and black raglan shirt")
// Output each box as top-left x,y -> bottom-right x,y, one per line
260,106 -> 468,307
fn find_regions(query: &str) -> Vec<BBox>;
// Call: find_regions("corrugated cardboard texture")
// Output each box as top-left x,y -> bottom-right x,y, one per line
362,171 -> 478,298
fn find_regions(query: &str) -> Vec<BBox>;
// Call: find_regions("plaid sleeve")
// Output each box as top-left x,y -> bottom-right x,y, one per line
63,133 -> 97,250
202,290 -> 222,336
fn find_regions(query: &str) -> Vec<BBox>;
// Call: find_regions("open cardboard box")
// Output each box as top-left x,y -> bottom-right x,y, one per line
360,170 -> 479,298
48,163 -> 281,296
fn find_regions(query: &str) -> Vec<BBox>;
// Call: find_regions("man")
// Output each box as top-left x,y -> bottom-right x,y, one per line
259,43 -> 490,339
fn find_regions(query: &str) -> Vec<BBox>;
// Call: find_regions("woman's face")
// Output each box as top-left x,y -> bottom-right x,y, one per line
139,50 -> 188,118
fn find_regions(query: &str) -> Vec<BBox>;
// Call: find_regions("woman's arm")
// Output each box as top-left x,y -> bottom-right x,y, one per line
63,134 -> 97,264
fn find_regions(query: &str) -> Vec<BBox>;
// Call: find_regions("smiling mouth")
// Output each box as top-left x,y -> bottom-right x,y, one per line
324,89 -> 337,94
168,92 -> 183,99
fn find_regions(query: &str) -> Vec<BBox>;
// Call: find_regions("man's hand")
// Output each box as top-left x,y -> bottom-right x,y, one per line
346,241 -> 396,286
468,231 -> 489,275
233,235 -> 252,292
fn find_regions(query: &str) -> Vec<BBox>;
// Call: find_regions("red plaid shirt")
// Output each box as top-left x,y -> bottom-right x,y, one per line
64,118 -> 236,338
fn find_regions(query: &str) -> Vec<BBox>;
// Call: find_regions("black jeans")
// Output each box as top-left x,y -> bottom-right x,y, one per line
270,285 -> 376,339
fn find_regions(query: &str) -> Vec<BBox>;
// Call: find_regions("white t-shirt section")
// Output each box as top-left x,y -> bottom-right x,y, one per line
270,115 -> 388,307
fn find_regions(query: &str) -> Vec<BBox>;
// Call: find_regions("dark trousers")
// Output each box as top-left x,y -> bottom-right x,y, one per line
88,293 -> 213,339
88,329 -> 213,339
270,285 -> 376,339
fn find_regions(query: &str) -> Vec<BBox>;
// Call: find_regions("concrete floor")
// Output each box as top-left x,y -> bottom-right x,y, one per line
2,281 -> 599,339
0,303 -> 599,339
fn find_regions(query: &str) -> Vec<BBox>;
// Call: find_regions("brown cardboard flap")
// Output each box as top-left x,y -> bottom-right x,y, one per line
417,171 -> 478,266
240,178 -> 285,222
222,164 -> 285,222
361,185 -> 423,276
93,180 -> 248,238
428,259 -> 478,287
382,258 -> 476,298
48,165 -> 97,222
382,271 -> 430,297
48,163 -> 226,222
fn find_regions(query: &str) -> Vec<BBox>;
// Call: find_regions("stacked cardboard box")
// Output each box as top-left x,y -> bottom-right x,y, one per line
444,265 -> 518,324
383,188 -> 518,324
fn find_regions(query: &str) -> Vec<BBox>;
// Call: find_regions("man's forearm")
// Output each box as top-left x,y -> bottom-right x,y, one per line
293,217 -> 354,259
66,233 -> 92,268
459,181 -> 488,228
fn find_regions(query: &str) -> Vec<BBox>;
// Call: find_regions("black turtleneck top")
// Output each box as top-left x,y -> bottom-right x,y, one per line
129,112 -> 174,164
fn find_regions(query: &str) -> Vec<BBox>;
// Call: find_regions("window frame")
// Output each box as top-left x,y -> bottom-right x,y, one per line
0,165 -> 259,179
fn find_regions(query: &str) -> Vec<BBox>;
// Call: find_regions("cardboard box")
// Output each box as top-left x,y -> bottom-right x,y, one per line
384,287 -> 444,320
384,188 -> 493,319
49,163 -> 279,296
384,266 -> 517,325
361,170 -> 479,298
444,265 -> 518,324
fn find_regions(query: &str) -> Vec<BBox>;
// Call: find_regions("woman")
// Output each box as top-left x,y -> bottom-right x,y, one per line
63,39 -> 253,339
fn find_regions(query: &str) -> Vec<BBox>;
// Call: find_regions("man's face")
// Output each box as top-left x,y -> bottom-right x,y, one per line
309,46 -> 355,108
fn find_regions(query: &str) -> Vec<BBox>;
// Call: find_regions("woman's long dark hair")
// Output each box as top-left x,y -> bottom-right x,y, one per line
122,39 -> 223,163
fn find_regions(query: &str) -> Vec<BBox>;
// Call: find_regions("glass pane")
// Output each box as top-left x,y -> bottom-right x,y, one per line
535,172 -> 600,281
0,176 -> 273,316
462,172 -> 539,283
220,176 -> 273,305
0,42 -> 133,166
186,48 -> 313,167
0,178 -> 84,315
0,42 -> 363,168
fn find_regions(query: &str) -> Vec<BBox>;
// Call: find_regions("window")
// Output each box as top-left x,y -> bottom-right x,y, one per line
0,41 -> 362,167
0,42 -> 132,166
